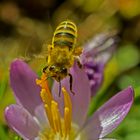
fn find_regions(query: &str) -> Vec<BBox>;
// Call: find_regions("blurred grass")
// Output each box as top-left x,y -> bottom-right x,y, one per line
0,124 -> 8,140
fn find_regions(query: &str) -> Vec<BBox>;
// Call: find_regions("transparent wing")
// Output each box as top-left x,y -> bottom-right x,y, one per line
82,31 -> 119,64
18,35 -> 51,63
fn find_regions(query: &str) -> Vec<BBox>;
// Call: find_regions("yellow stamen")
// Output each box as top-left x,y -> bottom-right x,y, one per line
62,88 -> 72,136
62,88 -> 72,112
64,107 -> 70,136
51,101 -> 62,135
40,89 -> 52,107
36,73 -> 51,95
36,73 -> 73,138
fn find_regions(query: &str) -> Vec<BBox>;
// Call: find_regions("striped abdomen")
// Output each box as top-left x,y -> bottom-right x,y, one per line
52,20 -> 77,50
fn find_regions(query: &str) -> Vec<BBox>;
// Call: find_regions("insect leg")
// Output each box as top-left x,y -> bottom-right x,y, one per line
68,73 -> 75,95
43,66 -> 48,73
77,59 -> 82,69
73,47 -> 83,56
74,56 -> 82,69
59,81 -> 62,97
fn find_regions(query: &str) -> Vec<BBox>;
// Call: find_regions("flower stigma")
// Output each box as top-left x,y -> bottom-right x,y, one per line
36,73 -> 81,140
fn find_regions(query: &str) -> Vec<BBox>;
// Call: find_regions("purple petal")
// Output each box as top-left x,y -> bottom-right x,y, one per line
82,57 -> 104,96
10,59 -> 42,115
81,86 -> 134,139
5,104 -> 40,139
34,104 -> 49,129
80,33 -> 118,96
52,62 -> 91,126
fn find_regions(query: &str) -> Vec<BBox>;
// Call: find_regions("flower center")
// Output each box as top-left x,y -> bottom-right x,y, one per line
36,73 -> 80,140
38,122 -> 80,140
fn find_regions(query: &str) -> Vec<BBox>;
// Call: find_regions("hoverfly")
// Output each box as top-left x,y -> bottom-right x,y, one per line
43,20 -> 82,96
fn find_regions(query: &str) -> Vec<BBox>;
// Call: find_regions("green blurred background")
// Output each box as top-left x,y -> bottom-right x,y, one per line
0,0 -> 140,139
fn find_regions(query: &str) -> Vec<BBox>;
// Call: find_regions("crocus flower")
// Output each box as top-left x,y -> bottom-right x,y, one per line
5,60 -> 134,140
81,32 -> 118,96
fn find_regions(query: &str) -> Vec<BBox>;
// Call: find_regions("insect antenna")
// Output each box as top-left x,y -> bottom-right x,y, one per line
68,73 -> 75,95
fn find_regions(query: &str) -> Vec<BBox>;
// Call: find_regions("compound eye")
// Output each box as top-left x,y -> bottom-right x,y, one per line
61,67 -> 67,74
49,66 -> 55,71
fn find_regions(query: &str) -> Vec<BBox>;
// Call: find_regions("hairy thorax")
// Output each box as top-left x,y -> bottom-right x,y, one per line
50,47 -> 74,67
